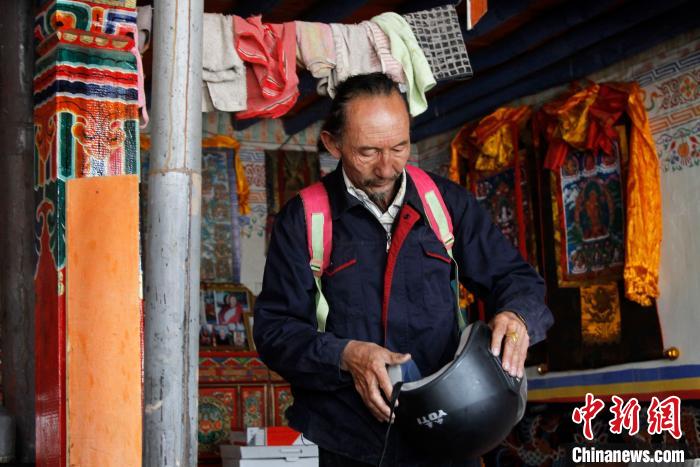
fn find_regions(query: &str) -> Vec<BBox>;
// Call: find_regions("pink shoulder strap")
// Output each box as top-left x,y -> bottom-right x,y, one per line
299,182 -> 332,276
405,165 -> 454,248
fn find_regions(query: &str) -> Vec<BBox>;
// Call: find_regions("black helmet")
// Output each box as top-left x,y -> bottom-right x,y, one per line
387,321 -> 527,460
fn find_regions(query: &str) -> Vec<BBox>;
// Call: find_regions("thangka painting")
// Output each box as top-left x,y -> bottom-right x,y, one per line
551,133 -> 626,287
265,150 -> 320,248
265,150 -> 320,214
472,153 -> 538,266
201,146 -> 242,283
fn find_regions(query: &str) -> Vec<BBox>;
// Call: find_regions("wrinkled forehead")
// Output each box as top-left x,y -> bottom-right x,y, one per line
343,93 -> 411,145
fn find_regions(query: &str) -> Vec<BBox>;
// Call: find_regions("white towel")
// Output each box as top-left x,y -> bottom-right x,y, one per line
136,6 -> 152,53
202,13 -> 247,112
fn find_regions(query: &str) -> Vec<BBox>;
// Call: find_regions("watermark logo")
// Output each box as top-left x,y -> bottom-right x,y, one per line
572,393 -> 682,440
417,409 -> 448,428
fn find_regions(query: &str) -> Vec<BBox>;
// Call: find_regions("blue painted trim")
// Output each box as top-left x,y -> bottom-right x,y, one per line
34,80 -> 138,105
411,3 -> 699,141
470,0 -> 617,72
529,365 -> 700,390
413,0 -> 688,129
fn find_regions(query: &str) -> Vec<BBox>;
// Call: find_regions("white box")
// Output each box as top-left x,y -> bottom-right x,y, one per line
221,445 -> 319,467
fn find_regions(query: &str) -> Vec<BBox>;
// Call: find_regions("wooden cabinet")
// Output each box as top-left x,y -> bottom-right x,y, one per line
198,351 -> 292,465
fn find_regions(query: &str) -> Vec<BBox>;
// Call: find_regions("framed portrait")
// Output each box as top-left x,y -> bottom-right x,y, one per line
200,283 -> 254,350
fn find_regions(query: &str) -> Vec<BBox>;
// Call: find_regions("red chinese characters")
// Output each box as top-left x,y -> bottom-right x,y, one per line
609,395 -> 641,436
573,393 -> 684,440
647,396 -> 682,439
572,393 -> 606,440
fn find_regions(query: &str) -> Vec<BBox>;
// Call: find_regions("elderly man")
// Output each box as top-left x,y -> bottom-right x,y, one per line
254,73 -> 553,466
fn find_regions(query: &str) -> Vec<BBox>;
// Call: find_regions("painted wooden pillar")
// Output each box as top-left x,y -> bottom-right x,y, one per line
33,1 -> 142,466
144,1 -> 203,466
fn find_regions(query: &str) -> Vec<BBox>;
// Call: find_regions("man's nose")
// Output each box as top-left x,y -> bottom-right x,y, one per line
375,152 -> 396,179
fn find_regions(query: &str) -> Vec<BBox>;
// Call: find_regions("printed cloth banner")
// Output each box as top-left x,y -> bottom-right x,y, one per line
140,134 -> 247,283
551,132 -> 626,287
202,146 -> 242,283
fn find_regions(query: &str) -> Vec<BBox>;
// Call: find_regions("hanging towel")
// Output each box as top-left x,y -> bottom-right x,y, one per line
371,13 -> 436,116
136,5 -> 152,53
202,13 -> 247,112
365,21 -> 406,86
296,21 -> 336,95
322,22 -> 383,98
234,16 -> 299,119
402,5 -> 473,82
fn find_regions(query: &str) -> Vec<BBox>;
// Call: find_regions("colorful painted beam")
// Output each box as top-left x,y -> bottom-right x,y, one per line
35,0 -> 137,46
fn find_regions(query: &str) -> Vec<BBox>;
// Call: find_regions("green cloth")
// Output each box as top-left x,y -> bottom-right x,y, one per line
371,12 -> 436,116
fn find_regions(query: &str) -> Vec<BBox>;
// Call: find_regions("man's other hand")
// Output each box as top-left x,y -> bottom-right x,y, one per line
341,340 -> 411,423
488,311 -> 529,379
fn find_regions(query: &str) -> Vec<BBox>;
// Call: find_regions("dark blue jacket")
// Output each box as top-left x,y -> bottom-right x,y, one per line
254,166 -> 553,465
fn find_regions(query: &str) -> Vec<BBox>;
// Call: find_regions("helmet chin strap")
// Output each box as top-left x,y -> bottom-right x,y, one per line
377,381 -> 404,467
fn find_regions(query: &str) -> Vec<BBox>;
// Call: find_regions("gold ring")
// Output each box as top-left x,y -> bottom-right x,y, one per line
506,331 -> 519,344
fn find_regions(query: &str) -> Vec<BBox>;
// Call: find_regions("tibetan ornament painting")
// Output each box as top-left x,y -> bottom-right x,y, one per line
551,137 -> 626,287
198,387 -> 238,458
472,154 -> 537,266
201,146 -> 242,283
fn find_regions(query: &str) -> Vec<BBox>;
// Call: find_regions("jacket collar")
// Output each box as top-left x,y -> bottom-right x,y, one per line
321,162 -> 428,222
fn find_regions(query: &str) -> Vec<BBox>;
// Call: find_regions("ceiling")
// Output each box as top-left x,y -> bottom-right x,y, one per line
138,0 -> 700,141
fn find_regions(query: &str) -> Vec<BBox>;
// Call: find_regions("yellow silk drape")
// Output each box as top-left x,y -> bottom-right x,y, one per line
450,106 -> 532,180
614,82 -> 662,306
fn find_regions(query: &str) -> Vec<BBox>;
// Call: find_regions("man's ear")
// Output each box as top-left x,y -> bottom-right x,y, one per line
320,131 -> 342,160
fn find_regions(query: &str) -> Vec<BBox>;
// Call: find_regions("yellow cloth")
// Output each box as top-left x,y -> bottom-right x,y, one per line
549,84 -> 599,149
201,135 -> 251,215
449,124 -> 473,183
613,82 -> 662,306
472,106 -> 532,171
449,106 -> 531,180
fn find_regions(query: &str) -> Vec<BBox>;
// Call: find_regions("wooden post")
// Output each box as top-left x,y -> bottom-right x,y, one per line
143,1 -> 203,466
0,0 -> 36,462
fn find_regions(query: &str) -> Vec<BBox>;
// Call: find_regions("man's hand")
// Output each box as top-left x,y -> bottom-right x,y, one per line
488,311 -> 529,379
341,340 -> 411,423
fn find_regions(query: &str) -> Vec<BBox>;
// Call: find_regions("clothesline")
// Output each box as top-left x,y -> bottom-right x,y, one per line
137,4 -> 475,121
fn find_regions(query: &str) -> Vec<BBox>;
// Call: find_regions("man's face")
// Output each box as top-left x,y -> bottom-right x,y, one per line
323,92 -> 411,206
